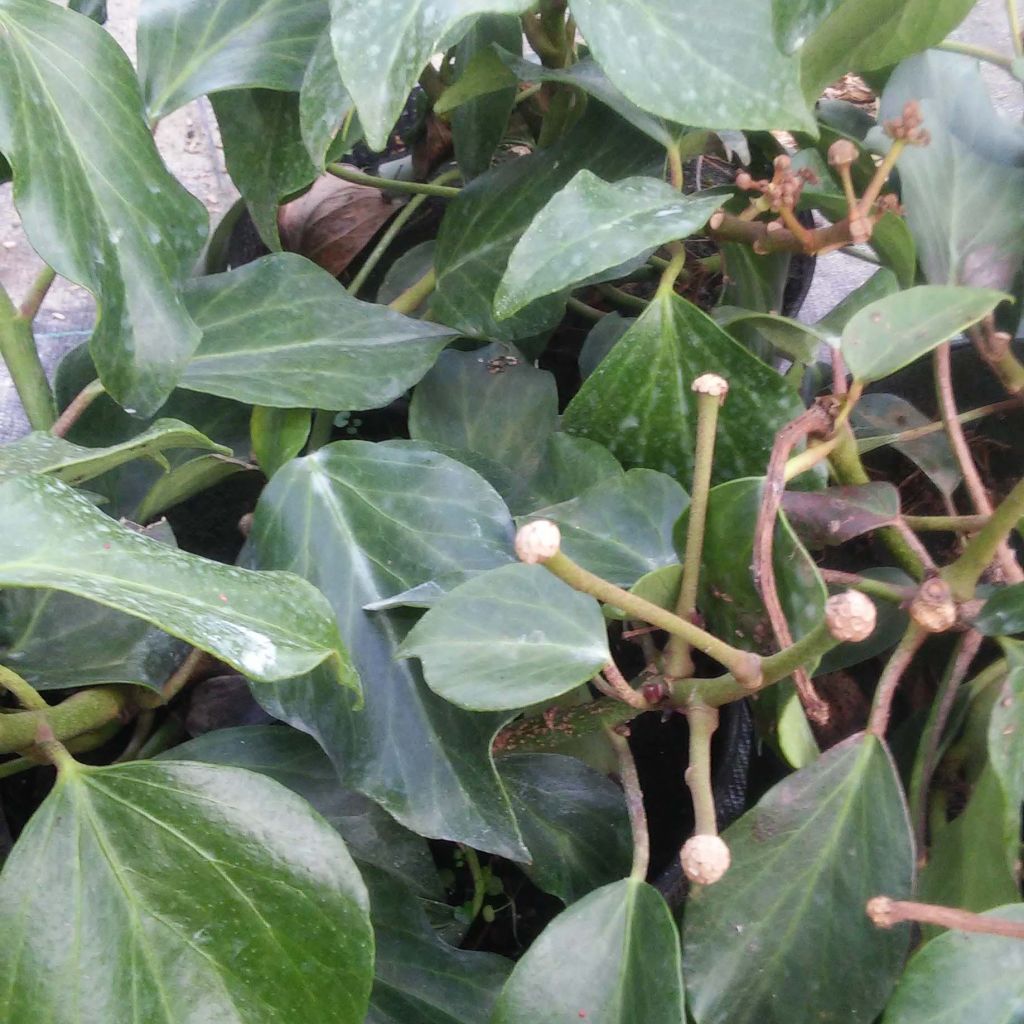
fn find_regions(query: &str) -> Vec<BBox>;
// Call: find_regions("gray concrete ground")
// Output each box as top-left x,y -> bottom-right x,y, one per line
1,0 -> 1022,434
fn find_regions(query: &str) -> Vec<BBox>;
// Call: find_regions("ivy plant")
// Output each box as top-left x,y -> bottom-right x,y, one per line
1,0 -> 1024,1021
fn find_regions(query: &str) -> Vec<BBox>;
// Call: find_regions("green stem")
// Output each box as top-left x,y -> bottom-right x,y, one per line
666,142 -> 684,191
655,246 -> 687,297
935,39 -> 1014,69
0,756 -> 35,781
541,549 -> 762,685
608,727 -> 650,880
856,399 -> 1019,456
18,265 -> 56,321
325,164 -> 462,199
597,283 -> 649,313
0,283 -> 56,430
944,477 -> 1024,600
0,686 -> 131,755
306,409 -> 335,453
819,569 -> 913,604
1010,0 -> 1024,56
388,267 -> 437,315
566,296 -> 606,321
0,665 -> 49,712
903,513 -> 989,532
685,702 -> 719,835
462,846 -> 487,921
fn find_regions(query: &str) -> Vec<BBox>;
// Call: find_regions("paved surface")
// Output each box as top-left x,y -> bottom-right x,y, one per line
1,0 -> 1021,433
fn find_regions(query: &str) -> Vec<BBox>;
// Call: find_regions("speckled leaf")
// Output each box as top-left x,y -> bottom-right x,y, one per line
136,454 -> 251,523
492,878 -> 684,1024
976,585 -> 1024,637
499,753 -> 633,904
713,307 -> 825,363
579,313 -> 634,379
328,0 -> 531,151
570,0 -> 813,132
435,46 -> 516,115
684,735 -> 915,1024
881,904 -> 1024,1024
815,268 -> 900,345
181,253 -> 457,409
0,474 -> 351,687
0,419 -> 229,485
495,172 -> 720,318
525,469 -> 687,588
877,53 -> 1024,290
0,760 -> 373,1023
841,286 -> 1005,384
138,0 -> 328,120
432,104 -> 662,342
300,28 -> 357,168
251,406 -> 311,478
244,441 -> 527,857
562,290 -> 805,487
400,564 -> 610,711
0,0 -> 207,415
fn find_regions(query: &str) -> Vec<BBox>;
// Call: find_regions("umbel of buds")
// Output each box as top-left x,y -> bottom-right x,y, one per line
884,99 -> 930,146
824,590 -> 877,643
514,519 -> 561,564
680,834 -> 731,885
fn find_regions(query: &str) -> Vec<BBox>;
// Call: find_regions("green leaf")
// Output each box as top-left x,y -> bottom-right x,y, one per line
772,0 -> 844,52
881,904 -> 1024,1024
781,482 -> 900,548
0,419 -> 230,485
815,268 -> 900,344
495,172 -> 720,318
684,735 -> 915,1024
524,433 -> 624,509
136,454 -> 251,523
499,753 -> 633,904
182,253 -> 457,409
526,469 -> 687,588
0,760 -> 373,1023
799,0 -> 976,99
328,0 -> 531,151
841,286 -> 1005,384
0,474 -> 351,687
877,53 -> 1024,290
245,441 -> 527,857
563,291 -> 805,487
492,877 -> 684,1024
300,28 -> 358,168
0,0 -> 207,415
570,0 -> 813,133
713,307 -> 826,364
251,406 -> 312,478
138,0 -> 328,120
987,640 -> 1024,871
435,47 -> 516,115
975,584 -> 1024,637
400,563 -> 609,711
69,0 -> 106,22
579,313 -> 634,379
432,103 -> 661,343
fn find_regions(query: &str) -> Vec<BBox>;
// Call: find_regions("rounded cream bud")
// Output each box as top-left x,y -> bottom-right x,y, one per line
824,590 -> 877,643
680,834 -> 731,885
514,519 -> 561,564
827,139 -> 858,168
909,577 -> 957,633
692,373 -> 729,401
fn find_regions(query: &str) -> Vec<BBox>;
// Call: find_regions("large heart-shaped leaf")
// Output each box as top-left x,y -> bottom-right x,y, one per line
562,291 -> 805,487
181,253 -> 458,409
522,433 -> 624,510
138,0 -> 328,120
299,27 -> 357,168
400,563 -> 610,711
0,760 -> 374,1023
492,877 -> 684,1024
495,172 -> 721,318
684,735 -> 915,1024
840,286 -> 1005,384
0,474 -> 351,687
570,0 -> 813,132
498,753 -> 633,904
245,441 -> 527,856
432,103 -> 662,342
0,0 -> 207,415
327,0 -> 531,151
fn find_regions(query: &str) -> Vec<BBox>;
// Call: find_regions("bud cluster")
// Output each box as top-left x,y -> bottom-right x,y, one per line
735,154 -> 819,212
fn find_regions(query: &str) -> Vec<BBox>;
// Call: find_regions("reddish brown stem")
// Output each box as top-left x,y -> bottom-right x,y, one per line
867,623 -> 927,737
709,210 -> 866,255
868,896 -> 1024,939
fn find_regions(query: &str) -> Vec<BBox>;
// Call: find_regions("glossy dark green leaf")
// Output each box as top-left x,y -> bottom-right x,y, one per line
0,760 -> 373,1023
328,0 -> 531,151
603,563 -> 682,622
138,0 -> 327,120
878,53 -> 1024,290
492,877 -> 684,1024
714,307 -> 825,364
499,753 -> 632,904
579,313 -> 634,379
781,482 -> 900,547
136,454 -> 252,523
526,469 -> 687,588
401,564 -> 609,711
0,0 -> 207,415
571,0 -> 812,132
409,343 -> 559,492
684,735 -> 915,1024
300,27 -> 357,168
881,904 -> 1024,1024
0,419 -> 229,485
69,0 -> 106,22
182,253 -> 457,409
677,478 -> 826,658
987,640 -> 1024,866
435,47 -> 516,115
800,1 -> 976,102
0,474 -> 351,687
160,725 -> 437,893
251,406 -> 312,478
563,291 -> 805,487
841,286 -> 1005,384
376,240 -> 436,308
523,433 -> 624,509
432,104 -> 661,342
245,441 -> 526,856
815,268 -> 900,345
450,16 -> 521,180
976,584 -> 1024,637
495,172 -> 720,318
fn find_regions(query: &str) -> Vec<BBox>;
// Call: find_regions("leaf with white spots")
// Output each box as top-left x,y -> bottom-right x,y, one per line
570,0 -> 814,133
0,474 -> 353,689
494,172 -> 721,319
328,0 -> 533,151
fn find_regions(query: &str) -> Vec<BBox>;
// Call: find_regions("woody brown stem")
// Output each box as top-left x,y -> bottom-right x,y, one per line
867,896 -> 1024,939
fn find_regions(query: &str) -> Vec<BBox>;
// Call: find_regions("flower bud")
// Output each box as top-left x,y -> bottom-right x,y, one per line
692,373 -> 729,402
680,834 -> 731,885
824,591 -> 876,643
827,139 -> 858,168
514,519 -> 561,564
909,577 -> 957,633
